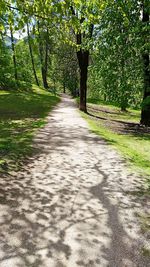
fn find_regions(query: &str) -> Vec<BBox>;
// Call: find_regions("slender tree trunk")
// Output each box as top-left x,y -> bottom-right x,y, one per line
140,1 -> 150,126
10,26 -> 17,81
27,22 -> 39,86
63,82 -> 66,93
37,21 -> 49,89
44,28 -> 49,88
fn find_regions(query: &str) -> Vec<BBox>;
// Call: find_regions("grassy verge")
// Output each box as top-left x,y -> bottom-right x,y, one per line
0,85 -> 60,173
82,99 -> 150,250
81,102 -> 150,191
87,102 -> 140,123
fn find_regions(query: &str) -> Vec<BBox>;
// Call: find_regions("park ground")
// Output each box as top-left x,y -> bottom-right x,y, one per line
0,88 -> 150,267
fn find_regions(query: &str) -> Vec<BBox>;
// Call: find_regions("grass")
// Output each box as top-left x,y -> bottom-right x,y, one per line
84,99 -> 150,253
81,100 -> 150,191
87,102 -> 140,123
0,85 -> 60,173
142,247 -> 150,257
87,98 -> 140,110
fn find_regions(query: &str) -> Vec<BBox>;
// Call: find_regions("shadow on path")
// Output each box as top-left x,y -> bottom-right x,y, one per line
0,95 -> 149,267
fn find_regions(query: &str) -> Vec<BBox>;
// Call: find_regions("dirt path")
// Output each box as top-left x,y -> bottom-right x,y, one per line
0,95 -> 149,267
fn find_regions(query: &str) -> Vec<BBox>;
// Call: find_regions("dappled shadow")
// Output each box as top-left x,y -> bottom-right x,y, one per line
0,95 -> 149,266
90,167 -> 149,267
87,111 -> 107,121
87,104 -> 121,115
0,91 -> 59,174
87,109 -> 150,136
0,92 -> 58,120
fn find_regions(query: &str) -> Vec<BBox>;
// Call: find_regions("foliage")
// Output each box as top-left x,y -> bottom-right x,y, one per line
88,0 -> 144,110
52,42 -> 79,95
0,37 -> 13,88
15,39 -> 33,82
0,0 -> 149,118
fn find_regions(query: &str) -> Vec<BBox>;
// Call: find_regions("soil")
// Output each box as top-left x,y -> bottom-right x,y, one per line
0,95 -> 149,267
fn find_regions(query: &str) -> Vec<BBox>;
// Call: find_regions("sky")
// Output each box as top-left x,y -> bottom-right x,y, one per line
7,29 -> 27,40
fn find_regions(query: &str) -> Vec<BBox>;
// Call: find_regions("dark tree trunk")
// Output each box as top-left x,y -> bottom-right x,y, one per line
104,93 -> 107,101
10,26 -> 18,81
41,67 -> 49,89
76,33 -> 89,113
140,1 -> 150,126
27,23 -> 39,86
70,6 -> 93,112
121,105 -> 127,112
37,21 -> 49,89
44,27 -> 49,89
63,82 -> 66,93
77,51 -> 89,112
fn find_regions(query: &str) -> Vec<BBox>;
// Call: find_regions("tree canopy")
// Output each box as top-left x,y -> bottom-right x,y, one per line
0,0 -> 149,124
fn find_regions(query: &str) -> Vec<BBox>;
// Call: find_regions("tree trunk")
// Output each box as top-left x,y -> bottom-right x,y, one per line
140,1 -> 150,126
70,6 -> 93,112
78,52 -> 89,112
37,21 -> 49,89
44,27 -> 49,89
76,34 -> 89,112
121,105 -> 127,112
10,26 -> 18,81
63,82 -> 66,93
27,22 -> 39,86
41,66 -> 48,89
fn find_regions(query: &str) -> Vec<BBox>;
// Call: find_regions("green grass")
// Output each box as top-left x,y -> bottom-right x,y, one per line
87,102 -> 140,123
81,102 -> 150,190
87,97 -> 141,110
0,85 -> 60,173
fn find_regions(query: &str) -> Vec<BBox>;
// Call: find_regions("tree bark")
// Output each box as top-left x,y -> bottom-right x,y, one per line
37,21 -> 49,89
10,26 -> 18,81
77,49 -> 89,112
63,82 -> 66,93
140,1 -> 150,126
70,6 -> 93,112
27,22 -> 39,86
76,32 -> 90,113
44,27 -> 49,88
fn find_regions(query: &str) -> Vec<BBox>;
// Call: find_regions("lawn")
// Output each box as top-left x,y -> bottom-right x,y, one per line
0,85 -> 60,173
82,100 -> 150,190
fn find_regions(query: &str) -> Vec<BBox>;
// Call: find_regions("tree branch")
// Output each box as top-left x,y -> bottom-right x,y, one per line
5,1 -> 50,20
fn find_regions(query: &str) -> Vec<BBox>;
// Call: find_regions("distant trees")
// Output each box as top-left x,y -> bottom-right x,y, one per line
27,21 -> 39,86
88,0 -> 149,125
54,43 -> 79,96
0,0 -> 149,125
0,36 -> 13,89
37,20 -> 49,89
88,0 -> 143,110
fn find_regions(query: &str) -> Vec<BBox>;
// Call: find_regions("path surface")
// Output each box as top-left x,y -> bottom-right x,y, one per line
0,95 -> 149,267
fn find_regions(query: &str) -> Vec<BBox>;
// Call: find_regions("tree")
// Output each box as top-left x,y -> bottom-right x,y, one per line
13,0 -> 101,111
88,0 -> 147,113
27,21 -> 39,86
2,0 -> 149,124
140,0 -> 150,126
8,8 -> 18,81
37,20 -> 49,89
54,42 -> 79,95
68,3 -> 95,112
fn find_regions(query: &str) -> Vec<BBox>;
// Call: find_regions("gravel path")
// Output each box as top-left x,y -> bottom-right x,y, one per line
0,95 -> 149,267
